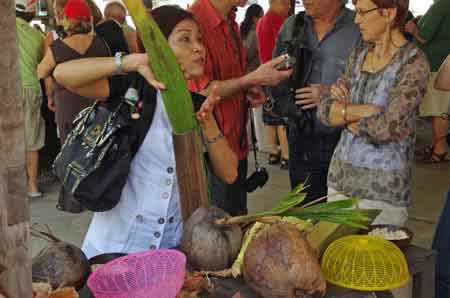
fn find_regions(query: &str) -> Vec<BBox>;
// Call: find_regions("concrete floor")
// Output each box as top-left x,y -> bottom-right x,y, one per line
30,121 -> 450,256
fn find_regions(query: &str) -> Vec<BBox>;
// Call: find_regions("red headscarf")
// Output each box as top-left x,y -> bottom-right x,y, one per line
64,0 -> 92,22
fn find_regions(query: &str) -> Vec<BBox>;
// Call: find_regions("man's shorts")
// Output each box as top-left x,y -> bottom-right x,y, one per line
22,87 -> 45,151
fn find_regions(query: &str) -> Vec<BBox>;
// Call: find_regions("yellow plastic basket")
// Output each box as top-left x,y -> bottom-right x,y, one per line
321,235 -> 411,291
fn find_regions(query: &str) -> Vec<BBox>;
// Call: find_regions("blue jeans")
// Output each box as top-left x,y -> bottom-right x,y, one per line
433,189 -> 450,298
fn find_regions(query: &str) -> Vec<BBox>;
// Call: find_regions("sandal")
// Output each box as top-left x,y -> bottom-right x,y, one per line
268,153 -> 281,165
421,151 -> 450,164
280,158 -> 289,170
415,145 -> 433,159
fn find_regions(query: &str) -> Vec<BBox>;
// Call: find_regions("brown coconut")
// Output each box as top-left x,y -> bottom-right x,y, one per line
243,222 -> 326,298
180,207 -> 242,271
32,230 -> 90,290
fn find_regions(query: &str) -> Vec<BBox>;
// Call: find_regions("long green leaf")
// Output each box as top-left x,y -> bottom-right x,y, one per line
257,183 -> 308,216
123,0 -> 197,133
301,198 -> 360,212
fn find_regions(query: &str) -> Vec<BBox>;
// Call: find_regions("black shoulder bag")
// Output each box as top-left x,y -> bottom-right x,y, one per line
53,86 -> 141,213
269,12 -> 315,134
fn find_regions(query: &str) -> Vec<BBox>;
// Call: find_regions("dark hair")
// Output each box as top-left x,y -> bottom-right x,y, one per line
85,0 -> 103,26
370,0 -> 409,28
137,5 -> 197,51
16,10 -> 34,22
240,4 -> 263,39
95,19 -> 130,54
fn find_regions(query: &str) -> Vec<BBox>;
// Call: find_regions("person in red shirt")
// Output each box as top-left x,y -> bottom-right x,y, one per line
256,0 -> 291,169
189,0 -> 292,215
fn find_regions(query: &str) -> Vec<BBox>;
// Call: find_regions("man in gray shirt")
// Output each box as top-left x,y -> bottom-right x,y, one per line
269,0 -> 360,203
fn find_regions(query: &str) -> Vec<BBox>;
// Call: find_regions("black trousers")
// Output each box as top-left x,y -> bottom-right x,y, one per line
210,158 -> 248,216
287,125 -> 336,205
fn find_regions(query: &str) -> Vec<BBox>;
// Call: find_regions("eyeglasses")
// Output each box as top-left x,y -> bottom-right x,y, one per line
355,7 -> 379,17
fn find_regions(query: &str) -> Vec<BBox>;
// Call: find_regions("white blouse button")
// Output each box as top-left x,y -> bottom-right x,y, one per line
162,192 -> 169,199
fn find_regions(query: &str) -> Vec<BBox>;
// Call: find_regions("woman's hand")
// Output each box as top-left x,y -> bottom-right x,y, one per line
246,55 -> 294,86
330,81 -> 350,102
123,54 -> 166,90
346,122 -> 360,135
197,87 -> 221,130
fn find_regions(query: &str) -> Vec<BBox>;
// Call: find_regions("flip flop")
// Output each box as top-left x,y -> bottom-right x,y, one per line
268,153 -> 281,165
280,158 -> 289,170
415,145 -> 433,159
421,151 -> 450,164
28,191 -> 43,198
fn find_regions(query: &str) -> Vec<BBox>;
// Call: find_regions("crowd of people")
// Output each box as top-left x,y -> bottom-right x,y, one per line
14,0 -> 450,294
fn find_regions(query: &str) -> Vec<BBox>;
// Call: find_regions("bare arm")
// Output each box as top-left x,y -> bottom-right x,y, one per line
202,119 -> 238,184
435,54 -> 450,91
37,49 -> 56,79
198,55 -> 292,98
53,54 -> 163,99
194,90 -> 239,184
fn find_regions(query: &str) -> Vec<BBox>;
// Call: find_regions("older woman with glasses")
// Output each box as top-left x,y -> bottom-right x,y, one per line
318,0 -> 430,226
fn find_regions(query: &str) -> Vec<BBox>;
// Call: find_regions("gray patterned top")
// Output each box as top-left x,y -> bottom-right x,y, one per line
318,42 -> 430,207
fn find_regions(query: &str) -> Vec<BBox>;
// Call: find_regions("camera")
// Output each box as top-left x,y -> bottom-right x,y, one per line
245,167 -> 269,193
276,53 -> 296,71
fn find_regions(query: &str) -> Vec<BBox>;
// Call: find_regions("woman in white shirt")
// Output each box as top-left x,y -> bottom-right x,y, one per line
53,5 -> 238,258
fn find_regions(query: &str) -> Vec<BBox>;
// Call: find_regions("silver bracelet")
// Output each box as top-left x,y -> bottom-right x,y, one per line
204,132 -> 224,145
114,52 -> 126,75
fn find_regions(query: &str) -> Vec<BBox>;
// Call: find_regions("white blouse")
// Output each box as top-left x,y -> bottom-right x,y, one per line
82,92 -> 183,259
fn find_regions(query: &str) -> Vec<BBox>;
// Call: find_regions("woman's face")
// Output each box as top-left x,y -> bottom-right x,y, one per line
168,19 -> 205,79
354,0 -> 396,43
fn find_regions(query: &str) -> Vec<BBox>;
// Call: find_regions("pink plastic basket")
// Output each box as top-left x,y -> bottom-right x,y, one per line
87,249 -> 186,298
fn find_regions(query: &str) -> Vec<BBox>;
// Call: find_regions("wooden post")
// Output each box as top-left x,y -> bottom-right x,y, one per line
0,1 -> 32,298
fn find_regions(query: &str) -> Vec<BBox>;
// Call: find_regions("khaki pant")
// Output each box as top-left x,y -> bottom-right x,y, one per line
22,87 -> 45,151
420,72 -> 450,117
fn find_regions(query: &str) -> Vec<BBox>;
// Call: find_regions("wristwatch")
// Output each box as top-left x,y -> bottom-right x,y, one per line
114,52 -> 126,75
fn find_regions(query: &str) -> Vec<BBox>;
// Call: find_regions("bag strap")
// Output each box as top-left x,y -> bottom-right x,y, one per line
287,12 -> 307,51
248,108 -> 260,169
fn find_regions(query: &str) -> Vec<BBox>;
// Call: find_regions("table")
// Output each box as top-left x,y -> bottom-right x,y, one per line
79,245 -> 436,298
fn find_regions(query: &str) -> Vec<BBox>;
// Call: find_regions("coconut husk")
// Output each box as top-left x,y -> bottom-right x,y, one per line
181,207 -> 242,271
243,223 -> 326,298
31,224 -> 90,290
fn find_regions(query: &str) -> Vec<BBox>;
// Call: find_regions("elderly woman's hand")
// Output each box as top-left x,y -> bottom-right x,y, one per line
346,122 -> 360,135
330,80 -> 350,102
